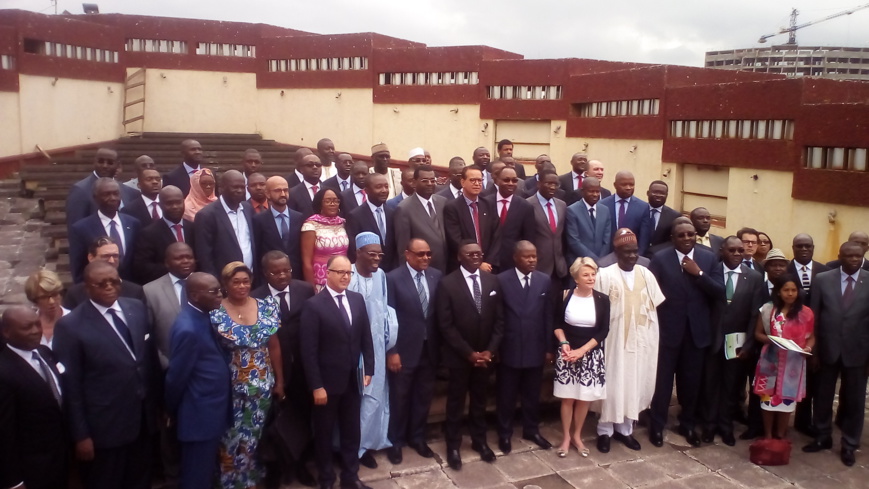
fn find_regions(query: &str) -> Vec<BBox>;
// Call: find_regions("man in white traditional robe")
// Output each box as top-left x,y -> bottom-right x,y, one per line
593,228 -> 665,452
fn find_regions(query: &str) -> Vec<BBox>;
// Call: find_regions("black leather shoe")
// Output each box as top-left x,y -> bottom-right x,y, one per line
522,433 -> 552,450
677,426 -> 701,447
841,447 -> 856,467
720,432 -> 736,447
471,442 -> 496,462
297,465 -> 317,487
359,451 -> 377,469
802,439 -> 833,453
701,430 -> 715,444
649,430 -> 664,447
498,437 -> 512,454
447,449 -> 462,470
596,434 -> 611,453
613,432 -> 641,451
409,442 -> 434,458
739,428 -> 761,440
387,446 -> 402,465
340,481 -> 372,489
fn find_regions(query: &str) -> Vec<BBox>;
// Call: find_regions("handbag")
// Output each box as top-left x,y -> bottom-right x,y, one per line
749,438 -> 792,466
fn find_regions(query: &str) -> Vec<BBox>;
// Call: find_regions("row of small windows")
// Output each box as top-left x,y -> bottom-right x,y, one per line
126,39 -> 188,54
670,119 -> 794,140
22,39 -> 118,63
577,99 -> 659,117
0,55 -> 14,70
195,43 -> 255,58
379,71 -> 478,86
268,57 -> 368,72
486,85 -> 562,100
806,146 -> 868,172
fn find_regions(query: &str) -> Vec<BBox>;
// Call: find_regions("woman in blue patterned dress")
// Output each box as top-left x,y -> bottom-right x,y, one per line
211,262 -> 284,489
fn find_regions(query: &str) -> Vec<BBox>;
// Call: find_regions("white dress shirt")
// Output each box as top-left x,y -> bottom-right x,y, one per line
497,194 -> 514,217
303,180 -> 320,200
182,162 -> 200,176
352,184 -> 366,206
675,248 -> 695,267
460,266 -> 482,298
722,263 -> 742,293
219,196 -> 254,269
514,267 -> 531,288
141,194 -> 162,219
168,272 -> 185,304
326,285 -> 353,325
336,176 -> 351,192
6,344 -> 62,396
269,284 -> 291,310
90,300 -> 136,358
416,194 -> 436,217
449,184 -> 462,199
98,210 -> 126,252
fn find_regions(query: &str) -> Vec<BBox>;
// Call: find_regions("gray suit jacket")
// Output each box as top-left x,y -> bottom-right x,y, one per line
394,194 -> 449,273
564,200 -> 612,264
810,268 -> 869,367
144,274 -> 182,369
526,194 -> 567,278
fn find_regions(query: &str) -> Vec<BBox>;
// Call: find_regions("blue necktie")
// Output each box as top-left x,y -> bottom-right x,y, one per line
375,207 -> 386,239
107,308 -> 134,353
108,220 -> 124,258
279,213 -> 289,241
336,294 -> 352,330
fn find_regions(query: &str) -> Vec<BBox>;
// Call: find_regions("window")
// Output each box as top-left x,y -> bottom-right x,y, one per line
805,146 -> 869,171
487,84 -> 561,100
197,42 -> 255,57
270,56 -> 367,72
21,38 -> 117,63
126,38 -> 188,54
0,55 -> 14,70
670,119 -> 794,140
576,98 -> 659,117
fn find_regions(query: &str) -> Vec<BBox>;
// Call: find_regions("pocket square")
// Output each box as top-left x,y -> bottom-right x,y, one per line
489,291 -> 497,296
540,292 -> 546,296
144,333 -> 150,341
56,362 -> 66,374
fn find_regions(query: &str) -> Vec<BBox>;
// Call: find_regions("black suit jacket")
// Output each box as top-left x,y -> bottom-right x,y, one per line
287,182 -> 316,220
710,264 -> 765,354
497,269 -> 554,368
443,196 -> 499,271
163,164 -> 193,196
0,345 -> 67,489
54,298 -> 157,449
345,203 -> 396,271
252,281 -> 315,385
120,196 -> 160,226
252,207 -> 304,281
436,268 -> 504,368
787,260 -> 831,307
133,218 -> 195,284
193,199 -> 256,277
558,171 -> 583,206
436,185 -> 461,200
62,280 -> 146,310
484,194 -> 535,272
649,205 -> 681,248
69,212 -> 141,283
285,172 -> 302,189
322,175 -> 348,194
299,289 -> 374,395
66,174 -> 140,233
387,265 -> 442,369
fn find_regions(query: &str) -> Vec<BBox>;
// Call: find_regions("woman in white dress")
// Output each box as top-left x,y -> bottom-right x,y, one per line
553,257 -> 610,457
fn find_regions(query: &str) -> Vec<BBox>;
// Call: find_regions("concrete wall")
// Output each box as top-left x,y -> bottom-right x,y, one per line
0,91 -> 22,158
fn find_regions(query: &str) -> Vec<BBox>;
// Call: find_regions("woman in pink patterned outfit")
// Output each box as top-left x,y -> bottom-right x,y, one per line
301,188 -> 348,292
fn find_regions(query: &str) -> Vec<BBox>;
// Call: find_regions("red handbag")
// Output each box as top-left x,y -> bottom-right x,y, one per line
749,438 -> 792,466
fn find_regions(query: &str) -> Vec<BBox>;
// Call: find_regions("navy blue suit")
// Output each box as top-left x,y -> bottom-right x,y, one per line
496,269 -> 554,439
385,193 -> 405,211
252,207 -> 304,281
300,289 -> 374,488
66,174 -> 141,233
600,194 -> 652,255
163,165 -> 194,197
69,212 -> 141,283
164,304 -> 232,489
386,265 -> 442,448
649,245 -> 724,433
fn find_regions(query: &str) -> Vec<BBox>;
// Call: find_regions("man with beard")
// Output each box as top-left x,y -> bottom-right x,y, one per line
253,176 -> 304,281
164,140 -> 205,197
247,172 -> 269,214
316,138 -> 337,179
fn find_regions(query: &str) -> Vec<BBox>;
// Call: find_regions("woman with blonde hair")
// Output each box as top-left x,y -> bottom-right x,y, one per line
183,168 -> 217,221
24,269 -> 68,348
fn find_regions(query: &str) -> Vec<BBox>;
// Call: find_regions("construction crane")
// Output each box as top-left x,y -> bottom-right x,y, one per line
758,3 -> 869,44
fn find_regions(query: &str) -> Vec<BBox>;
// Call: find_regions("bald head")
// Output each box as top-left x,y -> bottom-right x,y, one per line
1,305 -> 41,351
220,170 -> 246,206
186,272 -> 222,312
613,171 -> 636,199
848,231 -> 869,254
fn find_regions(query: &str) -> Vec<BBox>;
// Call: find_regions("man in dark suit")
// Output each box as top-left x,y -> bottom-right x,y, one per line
69,178 -> 142,283
527,170 -> 568,284
251,251 -> 316,487
64,236 -> 148,310
0,306 -> 68,489
253,176 -> 304,281
54,261 -> 158,489
521,156 -> 566,200
300,256 -> 374,489
285,148 -> 314,189
66,147 -> 141,233
485,167 -> 534,272
287,154 -> 324,220
322,152 -> 354,194
584,160 -> 612,198
803,241 -> 869,466
600,171 -> 652,256
121,168 -> 163,225
479,160 -> 506,199
825,231 -> 869,270
163,139 -> 204,197
436,157 -> 466,200
690,207 -> 723,253
340,161 -> 369,217
472,147 -> 494,190
495,140 -> 527,179
346,173 -> 396,271
558,152 -> 588,206
164,273 -> 231,489
699,236 -> 764,446
133,185 -> 195,285
565,177 -> 612,264
437,241 -> 504,470
648,220 -> 724,448
495,241 -> 554,453
387,168 -> 416,210
647,180 -> 680,249
385,238 -> 442,465
736,228 -> 764,271
444,165 -> 499,272
193,170 -> 256,277
394,166 -> 450,273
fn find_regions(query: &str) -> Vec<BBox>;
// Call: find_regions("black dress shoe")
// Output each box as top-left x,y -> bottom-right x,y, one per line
649,430 -> 664,447
387,446 -> 402,465
297,465 -> 317,487
841,447 -> 856,467
522,433 -> 552,450
720,432 -> 736,447
802,439 -> 833,453
612,432 -> 641,451
677,426 -> 701,447
472,442 -> 496,462
739,428 -> 761,440
498,437 -> 512,454
701,430 -> 715,444
597,434 -> 611,453
340,481 -> 372,489
359,451 -> 377,469
447,448 -> 462,470
409,442 -> 434,458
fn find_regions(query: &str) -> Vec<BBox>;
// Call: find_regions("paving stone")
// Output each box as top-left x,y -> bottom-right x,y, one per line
385,447 -> 441,477
513,473 -> 575,489
359,456 -> 394,483
366,479 -> 402,489
719,463 -> 787,488
760,457 -> 825,484
606,459 -> 671,487
793,475 -> 850,489
532,445 -> 596,473
494,451 -> 552,481
586,438 -> 643,466
641,479 -> 692,489
559,467 -> 629,489
685,444 -> 749,471
644,451 -> 710,479
791,450 -> 853,475
445,460 -> 509,488
832,464 -> 869,488
678,473 -> 742,488
394,469 -> 454,489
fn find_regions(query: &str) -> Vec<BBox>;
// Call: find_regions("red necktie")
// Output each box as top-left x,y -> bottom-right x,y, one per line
576,174 -> 582,190
311,184 -> 319,198
546,202 -> 557,234
499,199 -> 508,225
173,223 -> 184,242
361,189 -> 367,203
150,202 -> 160,220
469,201 -> 481,244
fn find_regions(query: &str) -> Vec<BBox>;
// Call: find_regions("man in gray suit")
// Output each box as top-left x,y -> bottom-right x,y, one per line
565,177 -> 612,264
803,241 -> 869,466
394,165 -> 449,273
144,242 -> 195,369
526,169 -> 567,285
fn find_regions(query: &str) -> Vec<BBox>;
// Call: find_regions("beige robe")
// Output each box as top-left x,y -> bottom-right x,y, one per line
593,264 -> 665,423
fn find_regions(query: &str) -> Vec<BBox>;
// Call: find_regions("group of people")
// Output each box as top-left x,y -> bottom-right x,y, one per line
1,135 -> 868,489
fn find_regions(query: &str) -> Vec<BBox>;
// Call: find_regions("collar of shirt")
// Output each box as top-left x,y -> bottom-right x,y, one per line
675,248 -> 695,263
450,184 -> 462,197
400,191 -> 411,200
367,200 -> 384,214
187,302 -> 204,314
295,169 -> 305,182
142,194 -> 159,207
841,268 -> 860,283
535,192 -> 553,208
269,284 -> 290,297
350,184 -> 363,194
415,193 -> 433,207
498,193 -> 514,204
572,171 -> 582,180
618,195 -> 633,204
796,260 -> 813,273
220,195 -> 240,213
650,205 -> 663,212
90,300 -> 123,318
98,210 -> 120,227
182,162 -> 200,175
460,266 -> 479,281
463,195 -> 478,206
514,267 -> 530,285
337,175 -> 350,186
270,206 -> 289,220
723,263 -> 743,276
406,262 -> 424,279
6,343 -> 41,368
325,285 -> 345,300
250,198 -> 269,209
583,200 -> 597,212
304,180 -> 319,191
163,216 -> 182,229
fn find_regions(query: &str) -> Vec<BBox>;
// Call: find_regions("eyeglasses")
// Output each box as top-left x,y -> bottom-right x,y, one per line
462,251 -> 484,258
205,287 -> 222,295
742,240 -> 757,245
328,269 -> 354,277
676,232 -> 696,238
322,199 -> 340,205
408,250 -> 433,257
365,252 -> 385,259
466,178 -> 483,184
267,269 -> 292,277
89,278 -> 122,289
501,178 -> 520,183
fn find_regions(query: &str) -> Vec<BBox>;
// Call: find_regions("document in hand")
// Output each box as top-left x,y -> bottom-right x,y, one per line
724,332 -> 745,360
768,336 -> 811,355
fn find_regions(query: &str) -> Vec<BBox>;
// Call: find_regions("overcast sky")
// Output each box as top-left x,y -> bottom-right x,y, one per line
6,0 -> 869,66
